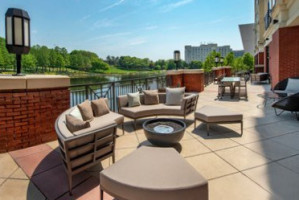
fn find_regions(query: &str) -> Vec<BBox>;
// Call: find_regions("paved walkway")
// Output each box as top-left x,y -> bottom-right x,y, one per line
1,83 -> 299,200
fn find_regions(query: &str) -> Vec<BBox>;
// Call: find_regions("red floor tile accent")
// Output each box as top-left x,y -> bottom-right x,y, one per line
9,144 -> 52,159
12,148 -> 62,177
31,165 -> 91,200
57,177 -> 116,200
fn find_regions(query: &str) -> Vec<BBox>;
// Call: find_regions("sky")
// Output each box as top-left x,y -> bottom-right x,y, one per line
0,0 -> 254,61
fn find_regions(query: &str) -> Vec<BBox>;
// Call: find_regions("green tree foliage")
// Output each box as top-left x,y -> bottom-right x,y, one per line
0,37 -> 15,70
91,59 -> 110,72
224,52 -> 234,66
22,54 -> 37,70
166,60 -> 176,70
118,56 -> 151,70
189,61 -> 203,69
242,53 -> 254,71
203,51 -> 221,72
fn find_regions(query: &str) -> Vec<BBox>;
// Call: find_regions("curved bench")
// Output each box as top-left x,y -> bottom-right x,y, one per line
117,93 -> 198,128
100,146 -> 208,200
55,99 -> 124,194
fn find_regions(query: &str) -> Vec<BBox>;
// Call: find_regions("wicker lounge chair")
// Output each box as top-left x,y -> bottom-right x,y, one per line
272,92 -> 299,120
250,72 -> 270,84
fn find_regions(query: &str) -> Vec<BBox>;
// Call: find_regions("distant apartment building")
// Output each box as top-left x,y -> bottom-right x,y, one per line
185,44 -> 232,63
233,50 -> 245,58
254,0 -> 299,87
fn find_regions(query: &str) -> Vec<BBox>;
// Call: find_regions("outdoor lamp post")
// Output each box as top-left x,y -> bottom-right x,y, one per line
220,57 -> 224,66
5,8 -> 31,75
214,55 -> 219,67
174,50 -> 180,70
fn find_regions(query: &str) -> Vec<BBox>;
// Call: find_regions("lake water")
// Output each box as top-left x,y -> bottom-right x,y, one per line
70,73 -> 164,85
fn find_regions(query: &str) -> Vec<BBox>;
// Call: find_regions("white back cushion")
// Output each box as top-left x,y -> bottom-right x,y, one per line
69,106 -> 84,121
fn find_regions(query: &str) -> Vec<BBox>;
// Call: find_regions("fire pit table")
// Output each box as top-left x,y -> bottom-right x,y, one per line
143,118 -> 186,146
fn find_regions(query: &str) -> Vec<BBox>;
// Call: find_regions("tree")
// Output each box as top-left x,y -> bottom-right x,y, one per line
232,57 -> 245,72
56,54 -> 66,71
203,51 -> 221,72
167,60 -> 176,70
224,52 -> 234,66
91,59 -> 110,72
22,54 -> 37,71
242,53 -> 254,71
189,61 -> 203,69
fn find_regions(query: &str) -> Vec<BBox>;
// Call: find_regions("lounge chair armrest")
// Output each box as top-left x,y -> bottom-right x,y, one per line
180,94 -> 198,112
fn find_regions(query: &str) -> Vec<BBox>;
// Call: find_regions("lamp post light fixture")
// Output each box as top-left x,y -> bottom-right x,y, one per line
174,50 -> 180,70
214,55 -> 220,67
5,8 -> 31,76
220,57 -> 224,66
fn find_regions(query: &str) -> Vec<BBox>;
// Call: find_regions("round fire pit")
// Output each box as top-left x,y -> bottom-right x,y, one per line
143,118 -> 186,147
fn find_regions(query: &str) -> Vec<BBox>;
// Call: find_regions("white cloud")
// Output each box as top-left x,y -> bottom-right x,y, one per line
92,18 -> 115,29
99,0 -> 125,13
87,32 -> 132,42
161,0 -> 194,12
129,37 -> 147,46
79,15 -> 91,22
145,25 -> 158,30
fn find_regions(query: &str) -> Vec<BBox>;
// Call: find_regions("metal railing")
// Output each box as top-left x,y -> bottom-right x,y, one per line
69,75 -> 166,111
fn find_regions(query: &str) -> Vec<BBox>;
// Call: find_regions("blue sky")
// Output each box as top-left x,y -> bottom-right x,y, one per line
0,0 -> 254,60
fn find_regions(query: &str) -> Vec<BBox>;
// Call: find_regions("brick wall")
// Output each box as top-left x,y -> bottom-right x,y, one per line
184,73 -> 204,92
268,26 -> 299,88
0,88 -> 70,152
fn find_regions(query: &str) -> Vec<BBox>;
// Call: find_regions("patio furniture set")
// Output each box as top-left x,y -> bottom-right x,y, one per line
55,87 -> 244,199
217,75 -> 249,100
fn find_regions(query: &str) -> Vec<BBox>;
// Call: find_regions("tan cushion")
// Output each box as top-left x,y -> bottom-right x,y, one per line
166,87 -> 185,105
119,104 -> 183,119
77,100 -> 94,121
195,105 -> 242,123
127,92 -> 141,107
65,114 -> 90,133
100,146 -> 208,200
91,98 -> 110,117
143,90 -> 159,105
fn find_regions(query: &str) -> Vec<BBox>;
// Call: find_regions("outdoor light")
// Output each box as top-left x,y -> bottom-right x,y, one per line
214,56 -> 220,66
174,50 -> 180,70
5,8 -> 31,75
220,57 -> 224,66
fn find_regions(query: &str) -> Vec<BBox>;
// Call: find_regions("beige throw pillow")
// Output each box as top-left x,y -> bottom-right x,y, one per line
66,114 -> 90,133
127,92 -> 141,107
91,98 -> 110,117
77,100 -> 94,121
166,87 -> 185,105
143,90 -> 159,105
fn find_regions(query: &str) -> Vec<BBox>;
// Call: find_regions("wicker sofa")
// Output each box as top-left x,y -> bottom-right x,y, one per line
55,98 -> 124,194
117,93 -> 199,128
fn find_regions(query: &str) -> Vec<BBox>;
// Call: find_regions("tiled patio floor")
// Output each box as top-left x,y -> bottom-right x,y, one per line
1,83 -> 299,200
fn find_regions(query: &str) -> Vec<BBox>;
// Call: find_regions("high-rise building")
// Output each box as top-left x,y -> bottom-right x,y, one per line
254,0 -> 299,87
233,50 -> 245,58
185,44 -> 232,63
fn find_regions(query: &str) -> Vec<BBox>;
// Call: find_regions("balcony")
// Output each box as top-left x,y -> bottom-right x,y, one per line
0,81 -> 299,200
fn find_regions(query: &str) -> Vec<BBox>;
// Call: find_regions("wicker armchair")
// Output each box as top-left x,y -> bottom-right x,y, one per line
272,92 -> 299,120
272,77 -> 299,97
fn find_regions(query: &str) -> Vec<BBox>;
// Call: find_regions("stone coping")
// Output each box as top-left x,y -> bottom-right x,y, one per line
166,69 -> 204,75
0,75 -> 70,90
212,66 -> 231,70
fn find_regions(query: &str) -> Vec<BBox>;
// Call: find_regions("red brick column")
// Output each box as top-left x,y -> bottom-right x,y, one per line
0,88 -> 70,152
225,67 -> 232,76
183,72 -> 204,92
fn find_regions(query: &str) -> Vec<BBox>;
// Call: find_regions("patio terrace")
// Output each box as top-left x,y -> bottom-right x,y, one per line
0,82 -> 299,200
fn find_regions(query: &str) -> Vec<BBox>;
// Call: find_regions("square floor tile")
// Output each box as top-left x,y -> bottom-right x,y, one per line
10,168 -> 28,179
116,134 -> 139,149
180,139 -> 211,157
9,144 -> 52,159
0,179 -> 45,200
14,149 -> 62,177
0,154 -> 18,178
243,163 -> 299,200
271,132 -> 299,151
209,173 -> 276,200
245,139 -> 299,160
186,153 -> 237,179
196,136 -> 240,151
277,155 -> 299,174
225,129 -> 265,145
31,165 -> 90,200
216,146 -> 270,171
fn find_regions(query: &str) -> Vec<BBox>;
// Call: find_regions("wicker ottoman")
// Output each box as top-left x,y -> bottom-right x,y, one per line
100,146 -> 208,200
194,105 -> 243,136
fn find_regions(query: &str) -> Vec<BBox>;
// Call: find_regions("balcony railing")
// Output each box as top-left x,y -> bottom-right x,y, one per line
69,76 -> 166,111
